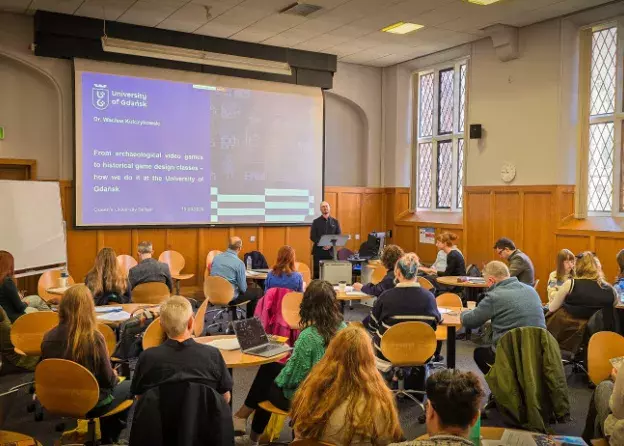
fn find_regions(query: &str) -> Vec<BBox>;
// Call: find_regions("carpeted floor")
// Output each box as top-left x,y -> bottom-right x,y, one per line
1,303 -> 594,445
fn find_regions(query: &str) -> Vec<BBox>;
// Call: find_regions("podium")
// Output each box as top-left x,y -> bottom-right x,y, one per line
318,234 -> 351,285
317,234 -> 350,261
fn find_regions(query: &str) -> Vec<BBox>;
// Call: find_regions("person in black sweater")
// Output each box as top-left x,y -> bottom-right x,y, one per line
309,202 -> 341,279
420,232 -> 466,294
0,250 -> 44,323
353,244 -> 404,296
366,253 -> 441,359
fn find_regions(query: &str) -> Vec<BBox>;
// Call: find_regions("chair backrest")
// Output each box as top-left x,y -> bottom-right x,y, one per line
380,322 -> 437,367
142,317 -> 167,351
371,264 -> 387,285
97,322 -> 117,357
35,358 -> 100,418
117,254 -> 138,275
38,270 -> 75,302
417,276 -> 435,291
436,292 -> 462,308
159,250 -> 186,275
10,311 -> 59,356
337,248 -> 353,261
281,292 -> 304,330
132,282 -> 171,304
204,276 -> 235,306
206,250 -> 223,277
294,262 -> 311,285
194,298 -> 210,337
588,331 -> 624,385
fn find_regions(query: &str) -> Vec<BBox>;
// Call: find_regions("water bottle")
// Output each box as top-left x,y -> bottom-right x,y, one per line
469,414 -> 481,446
246,256 -> 252,271
59,270 -> 69,288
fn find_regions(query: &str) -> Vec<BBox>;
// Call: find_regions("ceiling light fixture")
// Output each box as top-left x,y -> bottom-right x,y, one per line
101,36 -> 292,76
381,22 -> 424,34
465,0 -> 503,5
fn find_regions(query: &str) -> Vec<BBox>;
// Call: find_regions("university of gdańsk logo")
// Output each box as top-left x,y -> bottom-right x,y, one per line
92,84 -> 109,110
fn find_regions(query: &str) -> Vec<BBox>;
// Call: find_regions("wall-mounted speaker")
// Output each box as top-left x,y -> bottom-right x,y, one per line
470,124 -> 482,139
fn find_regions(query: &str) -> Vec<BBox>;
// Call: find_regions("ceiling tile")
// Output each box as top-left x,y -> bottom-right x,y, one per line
230,27 -> 275,42
292,33 -> 351,51
261,27 -> 320,46
194,20 -> 240,36
1,0 -> 31,13
28,0 -> 84,14
204,4 -> 270,28
118,1 -> 181,27
236,0 -> 295,12
74,0 -> 137,20
241,13 -> 307,32
157,2 -> 210,31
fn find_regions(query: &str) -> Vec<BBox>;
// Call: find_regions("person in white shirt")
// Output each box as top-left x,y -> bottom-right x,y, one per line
546,249 -> 575,306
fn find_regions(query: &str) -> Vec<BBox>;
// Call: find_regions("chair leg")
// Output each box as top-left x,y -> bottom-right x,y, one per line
87,418 -> 96,446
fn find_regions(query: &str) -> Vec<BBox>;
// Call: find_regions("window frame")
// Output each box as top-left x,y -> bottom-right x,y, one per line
412,58 -> 469,213
577,19 -> 624,217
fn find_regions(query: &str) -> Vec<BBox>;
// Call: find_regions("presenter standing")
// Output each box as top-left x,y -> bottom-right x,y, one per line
310,201 -> 342,279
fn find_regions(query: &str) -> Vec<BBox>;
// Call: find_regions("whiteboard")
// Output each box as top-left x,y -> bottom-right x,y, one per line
0,181 -> 67,276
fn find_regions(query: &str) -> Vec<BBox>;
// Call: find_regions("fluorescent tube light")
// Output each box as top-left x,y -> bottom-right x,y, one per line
381,22 -> 424,34
101,36 -> 292,76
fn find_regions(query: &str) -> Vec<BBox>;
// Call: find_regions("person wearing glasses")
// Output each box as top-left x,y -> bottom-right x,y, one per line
493,238 -> 535,286
547,251 -> 617,353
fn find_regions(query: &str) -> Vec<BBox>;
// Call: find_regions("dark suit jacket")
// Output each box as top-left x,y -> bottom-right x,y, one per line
129,258 -> 173,291
309,215 -> 341,255
508,249 -> 535,286
129,381 -> 234,446
361,270 -> 395,297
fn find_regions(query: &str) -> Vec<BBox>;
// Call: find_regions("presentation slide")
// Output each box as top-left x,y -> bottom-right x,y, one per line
74,60 -> 323,227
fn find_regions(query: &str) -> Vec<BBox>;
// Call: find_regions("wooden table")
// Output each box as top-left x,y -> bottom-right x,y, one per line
246,270 -> 268,281
417,427 -> 588,443
46,283 -> 85,296
435,276 -> 488,289
96,303 -> 160,327
195,334 -> 289,368
0,430 -> 41,445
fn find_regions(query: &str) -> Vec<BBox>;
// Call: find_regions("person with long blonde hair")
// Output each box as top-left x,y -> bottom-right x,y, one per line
85,247 -> 131,305
291,325 -> 403,445
547,252 -> 617,352
265,245 -> 303,292
41,285 -> 133,443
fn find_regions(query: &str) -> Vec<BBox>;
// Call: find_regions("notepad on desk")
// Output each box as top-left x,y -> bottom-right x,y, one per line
333,285 -> 354,292
346,291 -> 368,297
96,311 -> 131,322
95,306 -> 123,313
205,338 -> 240,350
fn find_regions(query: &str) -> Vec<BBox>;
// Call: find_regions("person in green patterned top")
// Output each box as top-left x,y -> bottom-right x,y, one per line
234,280 -> 346,445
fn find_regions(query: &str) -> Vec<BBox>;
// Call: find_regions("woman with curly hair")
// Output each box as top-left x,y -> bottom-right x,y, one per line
233,279 -> 346,444
291,325 -> 403,445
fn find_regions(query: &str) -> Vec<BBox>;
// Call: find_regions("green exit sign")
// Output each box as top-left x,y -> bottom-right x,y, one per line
0,127 -> 4,140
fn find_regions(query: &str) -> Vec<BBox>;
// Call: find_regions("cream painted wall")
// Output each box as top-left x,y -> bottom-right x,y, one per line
381,2 -> 624,188
330,62 -> 382,187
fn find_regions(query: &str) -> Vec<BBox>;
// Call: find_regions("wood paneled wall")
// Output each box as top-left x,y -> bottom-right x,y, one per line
54,182 -> 407,295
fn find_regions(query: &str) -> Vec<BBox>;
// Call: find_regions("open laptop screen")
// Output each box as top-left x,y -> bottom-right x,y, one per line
234,317 -> 269,351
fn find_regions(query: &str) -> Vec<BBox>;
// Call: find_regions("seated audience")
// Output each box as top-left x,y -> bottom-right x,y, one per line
583,365 -> 623,445
547,252 -> 617,352
419,233 -> 462,275
0,305 -> 38,375
85,247 -> 132,305
233,280 -> 346,444
493,237 -> 535,285
390,370 -> 484,446
366,253 -> 441,358
40,285 -> 133,444
128,241 -> 173,291
0,250 -> 46,323
211,236 -> 262,317
131,296 -> 232,402
615,249 -> 624,289
419,233 -> 466,293
353,244 -> 404,296
461,261 -> 546,374
547,249 -> 575,306
265,245 -> 303,292
291,325 -> 403,445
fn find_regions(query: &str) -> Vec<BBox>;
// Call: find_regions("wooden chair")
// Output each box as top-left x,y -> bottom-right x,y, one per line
11,311 -> 59,356
380,322 -> 437,413
258,400 -> 289,442
436,293 -> 462,308
132,282 -> 170,305
294,262 -> 311,285
206,250 -> 222,277
194,298 -> 211,337
142,317 -> 167,350
97,323 -> 117,357
417,276 -> 435,291
203,276 -> 246,332
281,292 -> 304,330
160,250 -> 195,294
35,359 -> 133,445
588,331 -> 624,386
290,440 -> 336,446
116,254 -> 137,275
38,270 -> 75,302
371,264 -> 387,285
0,431 -> 42,445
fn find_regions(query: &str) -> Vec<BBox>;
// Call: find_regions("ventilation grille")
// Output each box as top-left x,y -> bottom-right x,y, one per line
280,2 -> 322,17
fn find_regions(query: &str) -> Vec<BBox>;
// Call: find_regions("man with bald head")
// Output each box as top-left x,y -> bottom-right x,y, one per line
310,201 -> 342,279
210,236 -> 261,318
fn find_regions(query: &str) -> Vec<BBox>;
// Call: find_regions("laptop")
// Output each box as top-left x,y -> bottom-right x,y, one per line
233,317 -> 292,358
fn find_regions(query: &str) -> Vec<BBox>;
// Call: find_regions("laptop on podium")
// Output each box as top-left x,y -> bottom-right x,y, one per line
233,317 -> 292,358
